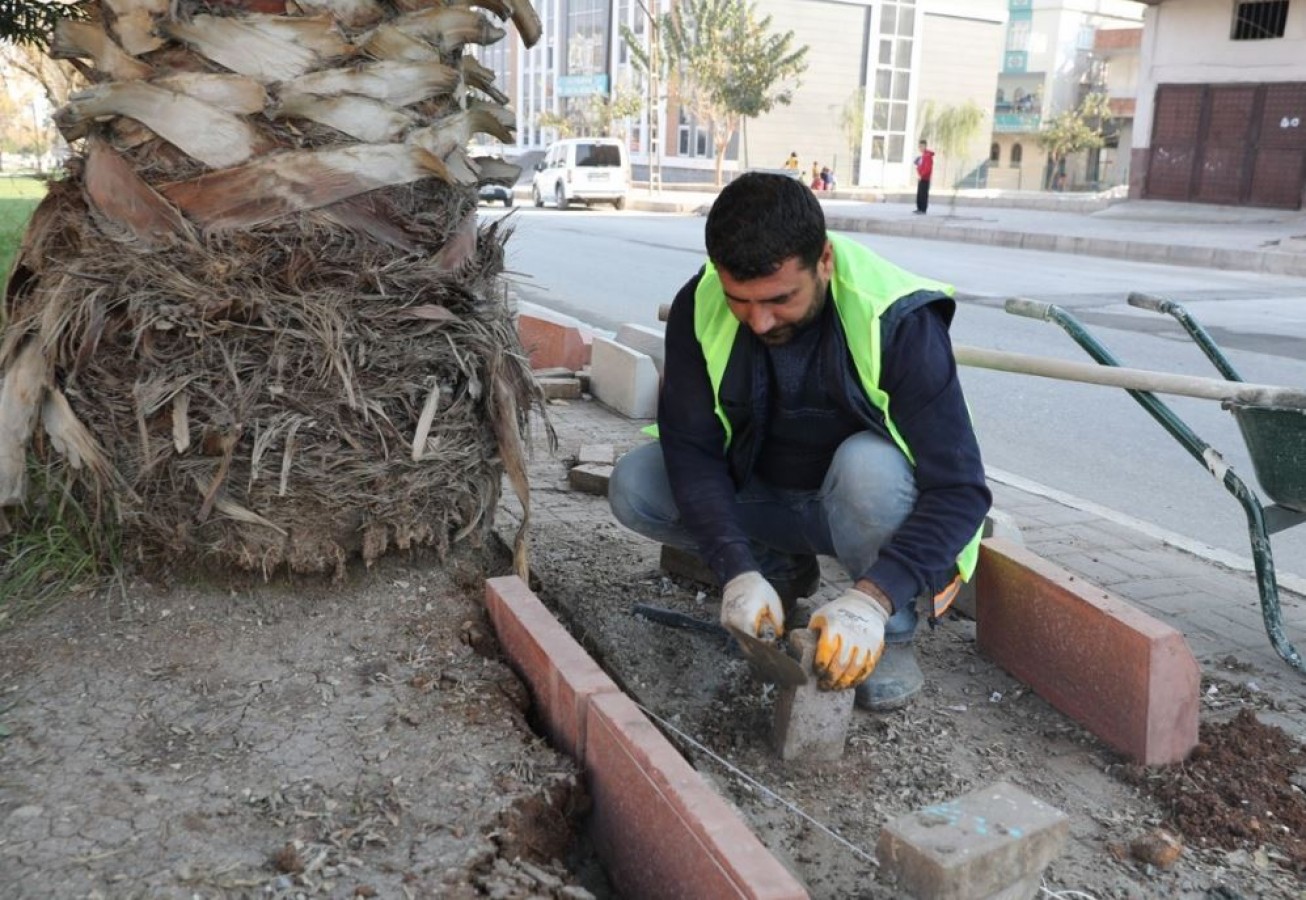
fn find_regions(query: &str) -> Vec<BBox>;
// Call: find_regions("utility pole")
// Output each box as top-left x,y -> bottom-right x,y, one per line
634,0 -> 663,194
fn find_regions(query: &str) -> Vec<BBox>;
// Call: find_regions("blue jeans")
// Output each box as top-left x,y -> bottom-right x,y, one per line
609,432 -> 920,642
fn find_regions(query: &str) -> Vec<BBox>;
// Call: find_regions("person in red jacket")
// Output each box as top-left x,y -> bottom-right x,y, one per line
914,140 -> 934,214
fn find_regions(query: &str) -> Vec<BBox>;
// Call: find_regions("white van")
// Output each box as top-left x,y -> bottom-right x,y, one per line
532,138 -> 629,210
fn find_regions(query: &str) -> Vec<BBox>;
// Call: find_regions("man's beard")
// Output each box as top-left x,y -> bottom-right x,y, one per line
757,278 -> 828,346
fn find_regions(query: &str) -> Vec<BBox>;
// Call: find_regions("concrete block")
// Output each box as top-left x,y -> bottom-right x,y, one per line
954,509 -> 1024,620
614,322 -> 667,377
518,313 -> 592,372
586,690 -> 809,900
568,463 -> 613,496
537,375 -> 582,400
660,544 -> 718,586
531,366 -> 575,378
577,443 -> 615,466
975,538 -> 1200,765
484,576 -> 620,760
877,780 -> 1069,900
589,336 -> 659,419
772,629 -> 853,762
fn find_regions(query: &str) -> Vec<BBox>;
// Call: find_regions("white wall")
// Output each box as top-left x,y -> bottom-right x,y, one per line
746,0 -> 870,182
917,11 -> 1006,188
1135,0 -> 1306,149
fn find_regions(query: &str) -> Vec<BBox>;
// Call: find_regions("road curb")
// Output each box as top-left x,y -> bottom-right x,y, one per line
821,213 -> 1306,279
608,198 -> 1306,277
484,576 -> 810,899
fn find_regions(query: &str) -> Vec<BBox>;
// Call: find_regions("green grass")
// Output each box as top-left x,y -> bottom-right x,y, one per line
0,463 -> 119,630
0,178 -> 111,628
0,176 -> 46,299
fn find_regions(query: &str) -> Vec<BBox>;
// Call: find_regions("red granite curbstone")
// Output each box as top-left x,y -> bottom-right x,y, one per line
519,314 -> 592,372
484,576 -> 619,760
975,538 -> 1199,765
585,691 -> 809,899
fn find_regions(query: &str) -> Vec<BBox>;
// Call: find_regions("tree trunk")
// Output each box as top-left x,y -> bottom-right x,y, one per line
0,0 -> 549,580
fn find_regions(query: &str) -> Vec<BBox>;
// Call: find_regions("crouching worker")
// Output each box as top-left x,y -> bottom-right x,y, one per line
608,172 -> 990,710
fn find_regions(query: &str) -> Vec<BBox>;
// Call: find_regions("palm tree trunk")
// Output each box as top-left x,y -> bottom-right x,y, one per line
0,0 -> 549,580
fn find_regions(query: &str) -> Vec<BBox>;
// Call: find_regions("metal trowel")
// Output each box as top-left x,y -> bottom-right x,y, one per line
725,624 -> 809,687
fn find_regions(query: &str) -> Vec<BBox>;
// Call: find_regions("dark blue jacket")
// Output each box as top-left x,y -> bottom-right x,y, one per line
657,268 -> 991,609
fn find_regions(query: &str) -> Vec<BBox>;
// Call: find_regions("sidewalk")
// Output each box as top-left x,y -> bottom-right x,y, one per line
531,396 -> 1306,735
614,187 -> 1306,278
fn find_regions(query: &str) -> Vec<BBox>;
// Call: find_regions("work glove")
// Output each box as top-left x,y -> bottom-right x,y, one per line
809,588 -> 891,691
720,571 -> 785,640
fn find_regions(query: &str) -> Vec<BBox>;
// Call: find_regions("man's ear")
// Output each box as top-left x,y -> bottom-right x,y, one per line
818,240 -> 834,281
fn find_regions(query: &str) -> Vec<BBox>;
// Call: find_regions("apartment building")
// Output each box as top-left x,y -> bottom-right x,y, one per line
987,0 -> 1145,191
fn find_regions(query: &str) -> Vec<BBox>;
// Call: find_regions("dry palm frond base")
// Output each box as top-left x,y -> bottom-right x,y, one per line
2,176 -> 549,579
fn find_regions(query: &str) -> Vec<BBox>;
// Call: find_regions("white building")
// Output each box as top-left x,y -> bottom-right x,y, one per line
479,0 -> 1006,189
1132,0 -> 1306,209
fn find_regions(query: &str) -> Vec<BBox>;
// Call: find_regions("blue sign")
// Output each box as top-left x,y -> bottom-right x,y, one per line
557,74 -> 610,98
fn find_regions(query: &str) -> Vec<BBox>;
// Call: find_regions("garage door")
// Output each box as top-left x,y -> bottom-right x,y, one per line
1146,82 -> 1306,209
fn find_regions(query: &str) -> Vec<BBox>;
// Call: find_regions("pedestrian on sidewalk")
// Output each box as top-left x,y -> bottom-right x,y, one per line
783,151 -> 800,176
810,161 -> 823,191
609,172 -> 991,711
914,139 -> 934,214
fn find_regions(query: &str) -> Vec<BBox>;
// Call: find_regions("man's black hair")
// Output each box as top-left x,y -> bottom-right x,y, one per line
704,172 -> 826,280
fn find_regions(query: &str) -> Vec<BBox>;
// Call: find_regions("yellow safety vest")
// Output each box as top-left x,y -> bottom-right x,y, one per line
693,232 -> 983,583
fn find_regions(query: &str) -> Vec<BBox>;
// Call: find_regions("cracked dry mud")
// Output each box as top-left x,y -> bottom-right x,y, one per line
0,549 -> 597,899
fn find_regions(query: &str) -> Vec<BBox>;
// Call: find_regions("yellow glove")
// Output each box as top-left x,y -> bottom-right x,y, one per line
809,588 -> 890,690
720,572 -> 785,640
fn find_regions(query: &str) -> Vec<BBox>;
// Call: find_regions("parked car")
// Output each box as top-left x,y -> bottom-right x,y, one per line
531,138 -> 629,210
478,182 -> 513,206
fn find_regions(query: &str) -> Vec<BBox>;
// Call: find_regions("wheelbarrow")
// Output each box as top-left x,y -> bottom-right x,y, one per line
954,294 -> 1306,674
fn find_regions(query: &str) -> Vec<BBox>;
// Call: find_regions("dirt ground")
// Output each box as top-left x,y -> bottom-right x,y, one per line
0,548 -> 601,899
3,396 -> 1306,899
508,401 -> 1306,900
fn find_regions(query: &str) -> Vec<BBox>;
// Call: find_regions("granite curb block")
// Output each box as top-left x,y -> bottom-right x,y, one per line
974,538 -> 1200,765
484,576 -> 810,899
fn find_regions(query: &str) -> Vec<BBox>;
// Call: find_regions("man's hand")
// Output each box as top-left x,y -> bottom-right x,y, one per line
809,588 -> 891,690
720,572 -> 785,640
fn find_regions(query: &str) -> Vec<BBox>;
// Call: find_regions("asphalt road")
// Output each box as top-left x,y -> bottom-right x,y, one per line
486,205 -> 1306,579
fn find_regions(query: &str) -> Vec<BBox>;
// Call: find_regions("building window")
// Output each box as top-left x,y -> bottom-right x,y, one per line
1010,143 -> 1023,166
1232,1 -> 1289,39
990,142 -> 1001,163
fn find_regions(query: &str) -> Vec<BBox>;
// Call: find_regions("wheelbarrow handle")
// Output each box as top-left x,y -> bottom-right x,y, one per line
1127,292 -> 1172,314
1004,297 -> 1054,320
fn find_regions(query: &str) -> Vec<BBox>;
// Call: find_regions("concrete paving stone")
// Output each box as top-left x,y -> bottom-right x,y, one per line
1019,505 -> 1102,528
1036,551 -> 1134,587
577,443 -> 615,467
585,690 -> 809,900
975,538 -> 1200,765
538,376 -> 583,400
660,544 -> 718,586
568,463 -> 613,496
1107,546 -> 1216,578
1184,606 -> 1288,651
1077,550 -> 1176,581
876,780 -> 1069,900
772,629 -> 854,762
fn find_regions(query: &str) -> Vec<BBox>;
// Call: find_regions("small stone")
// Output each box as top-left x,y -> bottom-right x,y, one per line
1129,829 -> 1183,869
7,805 -> 44,820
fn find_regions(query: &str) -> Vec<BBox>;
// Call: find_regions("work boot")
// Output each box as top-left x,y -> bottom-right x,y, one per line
767,555 -> 821,621
854,642 -> 924,711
